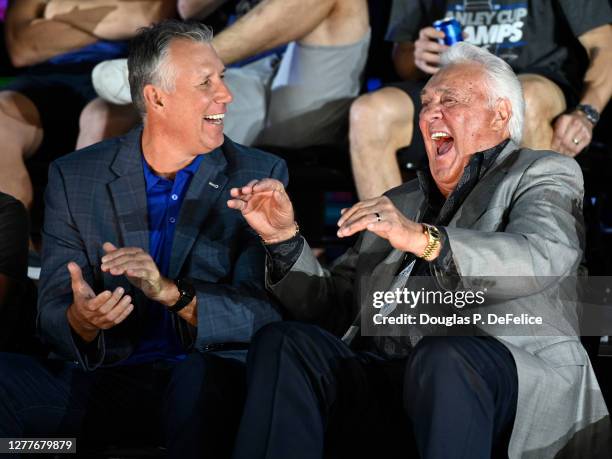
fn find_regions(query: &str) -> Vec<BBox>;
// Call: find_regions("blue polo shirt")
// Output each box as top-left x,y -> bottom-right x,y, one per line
123,154 -> 204,365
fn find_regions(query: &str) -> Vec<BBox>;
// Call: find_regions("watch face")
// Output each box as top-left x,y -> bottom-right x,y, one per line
169,278 -> 195,313
177,278 -> 195,297
578,104 -> 599,124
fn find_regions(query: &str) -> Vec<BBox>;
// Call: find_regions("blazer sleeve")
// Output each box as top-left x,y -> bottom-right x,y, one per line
191,157 -> 288,348
266,232 -> 364,336
37,162 -> 108,370
434,153 -> 585,298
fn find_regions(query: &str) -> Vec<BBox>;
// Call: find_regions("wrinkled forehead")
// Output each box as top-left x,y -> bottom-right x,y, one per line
421,63 -> 487,100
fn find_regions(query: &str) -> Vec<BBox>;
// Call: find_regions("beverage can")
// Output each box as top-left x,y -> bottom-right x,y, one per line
433,18 -> 463,46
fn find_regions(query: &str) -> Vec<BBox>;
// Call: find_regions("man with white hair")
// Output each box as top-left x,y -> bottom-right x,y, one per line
227,42 -> 609,458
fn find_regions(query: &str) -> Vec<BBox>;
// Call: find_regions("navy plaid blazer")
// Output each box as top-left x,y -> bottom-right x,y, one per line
37,127 -> 288,370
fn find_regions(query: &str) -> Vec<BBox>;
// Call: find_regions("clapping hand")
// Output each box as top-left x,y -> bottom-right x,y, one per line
66,261 -> 133,342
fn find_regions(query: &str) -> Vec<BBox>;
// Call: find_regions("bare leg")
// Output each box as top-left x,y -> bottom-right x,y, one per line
298,0 -> 369,46
0,91 -> 43,208
76,97 -> 140,149
519,74 -> 566,151
213,0 -> 368,64
349,87 -> 415,200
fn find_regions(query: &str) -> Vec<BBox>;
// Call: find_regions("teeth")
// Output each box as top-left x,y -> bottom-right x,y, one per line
204,114 -> 225,120
431,131 -> 451,140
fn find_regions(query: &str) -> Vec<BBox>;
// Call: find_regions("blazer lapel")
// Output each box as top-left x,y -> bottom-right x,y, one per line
108,128 -> 149,253
168,147 -> 229,279
449,141 -> 519,228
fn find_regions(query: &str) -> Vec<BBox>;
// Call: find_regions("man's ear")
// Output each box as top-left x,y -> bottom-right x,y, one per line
143,84 -> 165,113
491,98 -> 512,133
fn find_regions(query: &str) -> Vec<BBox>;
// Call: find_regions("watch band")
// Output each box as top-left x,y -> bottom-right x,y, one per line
167,278 -> 195,313
420,224 -> 441,261
575,104 -> 600,125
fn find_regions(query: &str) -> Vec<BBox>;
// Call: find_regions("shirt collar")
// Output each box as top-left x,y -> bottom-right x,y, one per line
141,154 -> 204,192
418,138 -> 510,199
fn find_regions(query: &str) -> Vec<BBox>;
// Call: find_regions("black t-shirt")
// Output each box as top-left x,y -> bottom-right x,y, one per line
0,192 -> 28,280
386,0 -> 612,91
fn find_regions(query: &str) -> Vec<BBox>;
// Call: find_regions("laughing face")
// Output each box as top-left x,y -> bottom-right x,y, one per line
158,39 -> 233,155
419,62 -> 510,197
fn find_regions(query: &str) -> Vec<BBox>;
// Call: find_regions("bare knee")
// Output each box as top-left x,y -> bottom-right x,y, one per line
0,91 -> 43,157
79,98 -> 116,133
78,98 -> 139,148
0,91 -> 40,126
349,87 -> 415,151
520,74 -> 566,127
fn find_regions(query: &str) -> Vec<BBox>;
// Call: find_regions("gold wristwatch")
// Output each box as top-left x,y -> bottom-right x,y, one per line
420,223 -> 441,261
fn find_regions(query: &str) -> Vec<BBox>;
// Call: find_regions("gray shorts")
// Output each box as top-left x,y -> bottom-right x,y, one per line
223,29 -> 371,148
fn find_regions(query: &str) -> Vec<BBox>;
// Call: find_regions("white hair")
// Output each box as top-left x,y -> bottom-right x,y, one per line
439,42 -> 524,144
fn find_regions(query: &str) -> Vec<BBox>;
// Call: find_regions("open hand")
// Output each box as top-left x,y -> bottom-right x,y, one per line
227,179 -> 297,244
337,196 -> 429,256
66,262 -> 133,342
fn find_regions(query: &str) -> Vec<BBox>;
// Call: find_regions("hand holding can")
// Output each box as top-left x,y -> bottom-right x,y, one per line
433,18 -> 463,46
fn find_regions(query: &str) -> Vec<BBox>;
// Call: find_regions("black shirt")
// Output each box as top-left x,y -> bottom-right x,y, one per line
0,192 -> 28,281
0,192 -> 31,352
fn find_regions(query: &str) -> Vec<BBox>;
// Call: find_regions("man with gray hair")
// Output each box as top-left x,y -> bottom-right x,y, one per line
0,19 -> 286,458
228,42 -> 609,458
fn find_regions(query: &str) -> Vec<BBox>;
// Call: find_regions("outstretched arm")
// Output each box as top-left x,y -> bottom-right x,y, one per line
212,0 -> 367,65
227,178 -> 359,334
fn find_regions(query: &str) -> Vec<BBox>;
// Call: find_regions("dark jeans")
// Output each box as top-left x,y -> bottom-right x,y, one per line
0,352 -> 246,458
232,322 -> 518,459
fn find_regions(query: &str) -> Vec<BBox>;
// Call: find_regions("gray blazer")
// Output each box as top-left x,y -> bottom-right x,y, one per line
268,141 -> 609,458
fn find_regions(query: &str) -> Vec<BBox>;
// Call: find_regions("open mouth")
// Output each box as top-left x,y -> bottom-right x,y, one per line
203,113 -> 225,125
431,131 -> 454,156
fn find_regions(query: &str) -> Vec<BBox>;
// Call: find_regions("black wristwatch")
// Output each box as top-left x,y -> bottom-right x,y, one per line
167,278 -> 195,313
575,104 -> 600,126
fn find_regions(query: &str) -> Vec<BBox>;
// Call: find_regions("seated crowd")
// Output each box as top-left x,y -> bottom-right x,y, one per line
0,1 -> 611,458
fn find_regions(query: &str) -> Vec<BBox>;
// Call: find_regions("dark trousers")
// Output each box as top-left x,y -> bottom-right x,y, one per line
0,352 -> 246,458
232,322 -> 518,459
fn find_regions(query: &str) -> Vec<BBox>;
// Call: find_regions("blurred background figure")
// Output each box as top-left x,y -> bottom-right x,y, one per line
0,191 -> 39,355
0,0 -> 175,210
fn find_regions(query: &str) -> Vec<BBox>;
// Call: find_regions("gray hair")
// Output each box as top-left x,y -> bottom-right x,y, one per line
439,42 -> 524,144
128,20 -> 214,117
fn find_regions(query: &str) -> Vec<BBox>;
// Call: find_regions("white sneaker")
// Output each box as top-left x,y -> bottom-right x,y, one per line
92,58 -> 132,105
